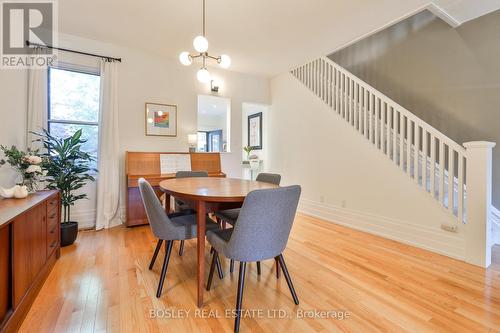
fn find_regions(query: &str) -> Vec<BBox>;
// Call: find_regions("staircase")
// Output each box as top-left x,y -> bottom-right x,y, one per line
291,56 -> 496,267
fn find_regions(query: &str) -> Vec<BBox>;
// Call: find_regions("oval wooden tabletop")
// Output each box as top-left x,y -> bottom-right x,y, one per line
159,177 -> 279,202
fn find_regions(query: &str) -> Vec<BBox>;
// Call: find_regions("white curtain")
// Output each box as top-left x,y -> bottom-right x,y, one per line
95,59 -> 120,230
27,47 -> 48,149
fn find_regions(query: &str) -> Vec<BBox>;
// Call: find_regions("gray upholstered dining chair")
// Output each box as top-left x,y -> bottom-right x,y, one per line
214,172 -> 281,274
174,170 -> 209,256
138,178 -> 222,298
206,185 -> 301,333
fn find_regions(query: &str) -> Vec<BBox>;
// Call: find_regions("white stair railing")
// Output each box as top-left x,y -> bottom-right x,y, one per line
292,57 -> 467,223
292,57 -> 496,267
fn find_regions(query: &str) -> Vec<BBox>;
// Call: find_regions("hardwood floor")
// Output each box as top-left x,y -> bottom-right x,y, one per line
19,214 -> 500,333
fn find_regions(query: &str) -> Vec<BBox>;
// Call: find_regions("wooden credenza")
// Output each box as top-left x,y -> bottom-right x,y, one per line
125,152 -> 226,227
0,190 -> 60,333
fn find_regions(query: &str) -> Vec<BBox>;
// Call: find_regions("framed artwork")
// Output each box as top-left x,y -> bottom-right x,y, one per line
145,102 -> 177,137
248,112 -> 262,150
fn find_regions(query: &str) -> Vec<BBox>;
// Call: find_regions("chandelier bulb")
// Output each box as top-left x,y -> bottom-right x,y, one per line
193,36 -> 209,53
179,52 -> 192,66
197,68 -> 211,83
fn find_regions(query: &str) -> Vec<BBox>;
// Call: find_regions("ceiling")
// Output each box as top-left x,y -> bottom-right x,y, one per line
57,0 -> 500,77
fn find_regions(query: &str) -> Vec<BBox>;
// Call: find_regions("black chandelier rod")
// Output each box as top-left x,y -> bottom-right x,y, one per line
25,40 -> 122,62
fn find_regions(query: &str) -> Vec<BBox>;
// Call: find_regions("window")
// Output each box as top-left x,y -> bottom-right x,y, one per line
48,67 -> 100,168
197,95 -> 230,152
197,130 -> 223,152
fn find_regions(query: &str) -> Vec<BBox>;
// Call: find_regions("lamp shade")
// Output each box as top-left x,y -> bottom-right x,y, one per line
188,134 -> 198,146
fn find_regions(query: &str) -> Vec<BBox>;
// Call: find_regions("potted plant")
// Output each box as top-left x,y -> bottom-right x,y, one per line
243,146 -> 254,160
0,145 -> 43,195
34,129 -> 96,246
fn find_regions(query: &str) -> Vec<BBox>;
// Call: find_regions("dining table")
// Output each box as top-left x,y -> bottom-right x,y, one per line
159,177 -> 279,308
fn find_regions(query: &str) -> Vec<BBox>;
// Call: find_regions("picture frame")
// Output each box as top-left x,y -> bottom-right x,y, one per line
145,102 -> 177,137
248,112 -> 262,150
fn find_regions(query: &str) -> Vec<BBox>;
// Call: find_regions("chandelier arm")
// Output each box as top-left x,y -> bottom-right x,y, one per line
205,54 -> 220,61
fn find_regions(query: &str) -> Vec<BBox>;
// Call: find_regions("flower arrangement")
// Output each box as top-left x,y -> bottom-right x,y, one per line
0,145 -> 44,192
243,145 -> 254,160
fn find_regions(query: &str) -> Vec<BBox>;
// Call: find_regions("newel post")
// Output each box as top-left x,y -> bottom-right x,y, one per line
464,141 -> 496,268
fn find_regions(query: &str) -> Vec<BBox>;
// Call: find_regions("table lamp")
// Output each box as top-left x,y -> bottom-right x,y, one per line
188,134 -> 197,152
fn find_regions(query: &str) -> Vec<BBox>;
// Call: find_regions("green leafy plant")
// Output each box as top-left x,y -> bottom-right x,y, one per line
33,129 -> 97,223
243,145 -> 253,159
0,145 -> 43,191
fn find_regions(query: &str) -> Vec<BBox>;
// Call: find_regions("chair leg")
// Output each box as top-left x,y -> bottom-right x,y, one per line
216,254 -> 224,279
275,257 -> 280,279
234,262 -> 247,333
207,250 -> 218,291
230,259 -> 235,273
256,261 -> 261,275
276,254 -> 299,305
179,240 -> 184,256
156,240 -> 173,298
149,239 -> 163,270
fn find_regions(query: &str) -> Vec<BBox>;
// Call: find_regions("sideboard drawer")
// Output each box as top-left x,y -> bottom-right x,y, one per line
46,223 -> 58,257
47,209 -> 58,232
46,195 -> 59,213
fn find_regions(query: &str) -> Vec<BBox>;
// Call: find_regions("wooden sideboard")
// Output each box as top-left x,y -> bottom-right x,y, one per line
125,152 -> 226,227
0,190 -> 60,333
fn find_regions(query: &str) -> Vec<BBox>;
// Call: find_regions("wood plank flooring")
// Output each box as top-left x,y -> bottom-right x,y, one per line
19,214 -> 500,333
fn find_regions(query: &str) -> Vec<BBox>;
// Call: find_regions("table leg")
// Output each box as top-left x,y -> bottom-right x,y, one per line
196,200 -> 206,308
164,193 -> 171,214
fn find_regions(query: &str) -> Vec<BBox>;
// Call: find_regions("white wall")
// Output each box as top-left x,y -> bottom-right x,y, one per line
0,33 -> 270,228
268,72 -> 466,259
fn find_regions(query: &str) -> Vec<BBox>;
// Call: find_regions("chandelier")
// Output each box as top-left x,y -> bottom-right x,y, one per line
179,0 -> 231,83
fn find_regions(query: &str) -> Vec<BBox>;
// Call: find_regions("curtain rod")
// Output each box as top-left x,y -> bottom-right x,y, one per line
25,41 -> 122,62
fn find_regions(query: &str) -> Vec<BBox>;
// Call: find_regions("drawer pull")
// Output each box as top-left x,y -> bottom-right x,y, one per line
49,213 -> 57,219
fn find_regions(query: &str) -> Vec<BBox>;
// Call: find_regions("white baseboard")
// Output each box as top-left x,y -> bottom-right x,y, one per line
71,205 -> 126,230
298,198 -> 466,260
71,208 -> 97,230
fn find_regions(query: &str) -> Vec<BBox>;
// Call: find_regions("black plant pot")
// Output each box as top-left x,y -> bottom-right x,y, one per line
60,222 -> 78,247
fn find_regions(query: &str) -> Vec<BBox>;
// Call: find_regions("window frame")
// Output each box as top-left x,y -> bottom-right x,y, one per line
47,66 -> 101,169
47,66 -> 101,130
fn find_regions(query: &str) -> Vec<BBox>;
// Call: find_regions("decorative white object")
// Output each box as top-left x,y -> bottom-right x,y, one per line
249,159 -> 260,171
179,0 -> 231,83
0,185 -> 19,199
13,185 -> 29,199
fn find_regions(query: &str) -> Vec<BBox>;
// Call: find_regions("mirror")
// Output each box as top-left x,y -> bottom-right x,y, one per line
197,95 -> 230,152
